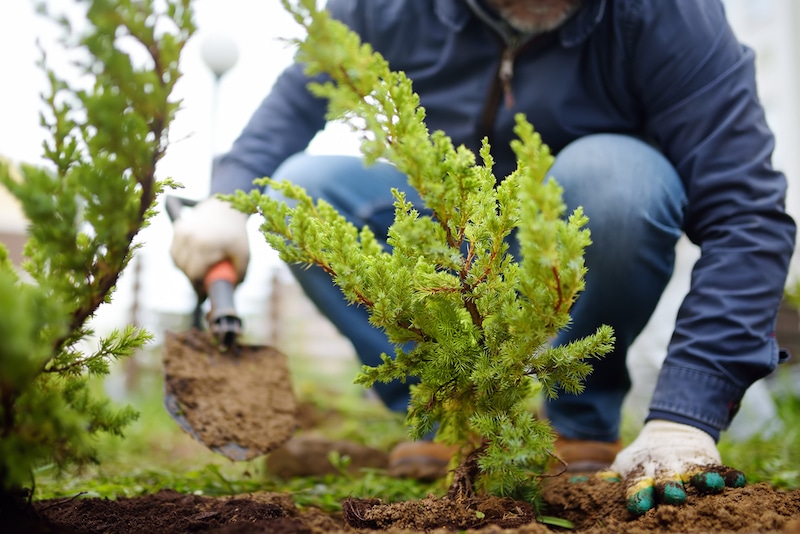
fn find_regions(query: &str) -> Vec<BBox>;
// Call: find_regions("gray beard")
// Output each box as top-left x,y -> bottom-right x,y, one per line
486,0 -> 584,34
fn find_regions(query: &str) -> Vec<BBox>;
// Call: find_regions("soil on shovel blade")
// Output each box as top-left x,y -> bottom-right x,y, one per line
14,467 -> 800,533
162,329 -> 298,460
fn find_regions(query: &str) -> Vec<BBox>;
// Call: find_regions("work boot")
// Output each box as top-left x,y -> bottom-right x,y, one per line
551,435 -> 623,472
387,441 -> 460,481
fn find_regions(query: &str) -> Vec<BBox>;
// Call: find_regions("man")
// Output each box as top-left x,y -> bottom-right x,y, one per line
171,0 -> 796,514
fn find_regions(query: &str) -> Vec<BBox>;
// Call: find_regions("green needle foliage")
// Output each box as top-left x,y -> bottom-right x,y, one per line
0,0 -> 194,500
230,0 -> 613,500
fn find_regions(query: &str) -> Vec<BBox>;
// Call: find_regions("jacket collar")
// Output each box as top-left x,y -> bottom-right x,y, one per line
434,0 -> 607,47
560,0 -> 606,47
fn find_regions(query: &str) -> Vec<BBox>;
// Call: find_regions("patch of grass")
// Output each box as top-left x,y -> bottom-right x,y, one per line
288,353 -> 411,451
33,367 -> 267,500
283,470 -> 443,512
718,368 -> 800,489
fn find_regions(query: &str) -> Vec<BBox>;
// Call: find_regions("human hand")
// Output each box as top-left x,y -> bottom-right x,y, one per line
170,196 -> 250,294
602,420 -> 746,515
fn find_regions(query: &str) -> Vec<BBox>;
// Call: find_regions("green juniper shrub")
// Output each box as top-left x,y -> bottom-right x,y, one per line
228,0 -> 614,502
0,0 -> 194,506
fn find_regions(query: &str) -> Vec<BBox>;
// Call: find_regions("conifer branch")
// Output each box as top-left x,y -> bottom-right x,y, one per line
551,265 -> 564,312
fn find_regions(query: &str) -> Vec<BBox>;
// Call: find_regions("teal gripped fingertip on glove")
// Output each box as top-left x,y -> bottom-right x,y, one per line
689,471 -> 725,494
625,479 -> 655,516
657,479 -> 687,505
687,467 -> 746,493
626,478 -> 687,515
723,468 -> 747,488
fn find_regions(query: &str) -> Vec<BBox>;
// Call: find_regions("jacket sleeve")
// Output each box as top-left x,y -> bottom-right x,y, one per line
210,0 -> 365,195
623,0 -> 796,437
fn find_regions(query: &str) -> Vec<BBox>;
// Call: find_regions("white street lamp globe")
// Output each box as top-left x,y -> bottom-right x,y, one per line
201,34 -> 239,79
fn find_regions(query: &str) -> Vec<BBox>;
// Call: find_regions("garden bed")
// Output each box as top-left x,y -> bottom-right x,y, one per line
19,475 -> 800,533
11,357 -> 800,533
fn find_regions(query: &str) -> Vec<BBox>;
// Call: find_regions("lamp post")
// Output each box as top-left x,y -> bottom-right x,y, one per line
200,33 -> 239,159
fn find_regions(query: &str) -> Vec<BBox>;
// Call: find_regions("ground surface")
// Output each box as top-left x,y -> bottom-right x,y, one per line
11,475 -> 799,533
12,328 -> 800,532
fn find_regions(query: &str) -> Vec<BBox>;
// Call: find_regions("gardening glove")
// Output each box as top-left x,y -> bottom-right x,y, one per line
170,196 -> 250,295
602,420 -> 746,516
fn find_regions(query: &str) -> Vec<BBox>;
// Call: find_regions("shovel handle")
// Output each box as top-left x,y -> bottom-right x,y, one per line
204,259 -> 238,289
205,260 -> 242,349
166,195 -> 241,338
165,194 -> 197,222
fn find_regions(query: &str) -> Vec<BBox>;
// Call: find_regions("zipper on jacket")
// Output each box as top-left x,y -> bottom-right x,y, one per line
478,32 -> 558,144
464,0 -> 525,137
479,36 -> 524,142
499,45 -> 516,109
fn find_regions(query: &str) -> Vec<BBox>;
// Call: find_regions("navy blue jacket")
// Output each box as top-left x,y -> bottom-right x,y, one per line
213,0 -> 796,438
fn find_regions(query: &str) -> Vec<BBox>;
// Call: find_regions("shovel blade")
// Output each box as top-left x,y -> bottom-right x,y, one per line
163,329 -> 298,461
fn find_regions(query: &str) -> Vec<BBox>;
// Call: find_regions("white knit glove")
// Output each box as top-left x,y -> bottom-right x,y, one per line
604,420 -> 745,515
170,196 -> 250,289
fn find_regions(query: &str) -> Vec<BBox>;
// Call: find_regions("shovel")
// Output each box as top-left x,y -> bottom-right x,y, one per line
162,195 -> 298,461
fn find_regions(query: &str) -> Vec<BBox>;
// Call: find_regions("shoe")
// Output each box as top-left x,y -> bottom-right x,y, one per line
551,435 -> 623,472
387,441 -> 460,481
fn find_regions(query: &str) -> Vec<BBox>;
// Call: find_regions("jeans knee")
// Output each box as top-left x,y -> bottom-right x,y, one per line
551,134 -> 686,236
271,153 -> 347,199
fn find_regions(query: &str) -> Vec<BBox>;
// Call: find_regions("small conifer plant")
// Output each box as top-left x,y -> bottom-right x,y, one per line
0,0 -> 194,505
230,0 -> 614,500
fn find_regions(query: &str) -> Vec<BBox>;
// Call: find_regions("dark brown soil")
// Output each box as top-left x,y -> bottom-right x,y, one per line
6,475 -> 796,533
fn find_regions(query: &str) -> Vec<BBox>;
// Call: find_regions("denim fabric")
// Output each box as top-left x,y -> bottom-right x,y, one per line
271,155 -> 421,413
540,135 -> 685,442
271,134 -> 687,440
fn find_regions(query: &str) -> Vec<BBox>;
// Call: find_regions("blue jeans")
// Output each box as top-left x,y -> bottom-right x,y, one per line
271,134 -> 687,441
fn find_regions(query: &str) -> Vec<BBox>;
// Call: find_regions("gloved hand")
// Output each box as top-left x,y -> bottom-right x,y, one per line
170,196 -> 250,294
603,419 -> 746,516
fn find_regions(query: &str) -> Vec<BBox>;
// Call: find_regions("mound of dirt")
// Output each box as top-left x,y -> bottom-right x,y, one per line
541,474 -> 800,533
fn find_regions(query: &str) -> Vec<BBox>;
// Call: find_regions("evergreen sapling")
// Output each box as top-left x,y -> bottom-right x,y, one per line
229,0 -> 614,500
